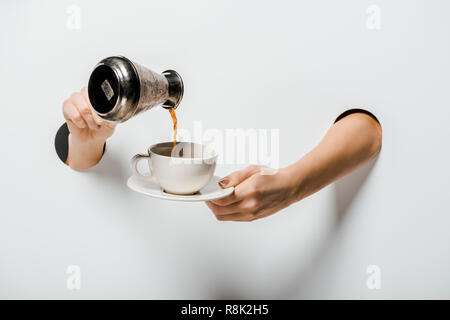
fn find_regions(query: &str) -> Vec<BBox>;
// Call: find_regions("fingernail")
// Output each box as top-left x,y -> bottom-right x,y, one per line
218,177 -> 230,187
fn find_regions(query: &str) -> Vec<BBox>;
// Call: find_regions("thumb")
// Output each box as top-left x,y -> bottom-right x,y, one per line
218,165 -> 262,188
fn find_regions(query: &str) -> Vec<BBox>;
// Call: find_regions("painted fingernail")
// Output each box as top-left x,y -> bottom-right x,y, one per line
218,177 -> 230,187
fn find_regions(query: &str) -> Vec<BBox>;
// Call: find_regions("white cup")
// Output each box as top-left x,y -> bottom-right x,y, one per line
131,142 -> 217,195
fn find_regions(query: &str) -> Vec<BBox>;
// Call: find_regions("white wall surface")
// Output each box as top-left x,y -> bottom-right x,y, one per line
1,0 -> 449,299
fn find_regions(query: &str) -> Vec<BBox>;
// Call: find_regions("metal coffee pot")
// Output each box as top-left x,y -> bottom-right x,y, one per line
88,56 -> 183,123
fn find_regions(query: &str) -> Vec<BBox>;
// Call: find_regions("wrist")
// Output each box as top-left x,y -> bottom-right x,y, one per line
67,134 -> 106,169
279,165 -> 307,205
70,132 -> 107,146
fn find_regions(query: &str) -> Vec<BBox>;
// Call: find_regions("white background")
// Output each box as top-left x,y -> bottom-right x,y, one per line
1,0 -> 449,299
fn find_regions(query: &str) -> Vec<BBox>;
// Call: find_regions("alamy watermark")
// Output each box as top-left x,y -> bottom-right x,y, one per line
366,264 -> 381,290
366,5 -> 381,30
66,5 -> 81,30
170,120 -> 280,174
66,265 -> 81,290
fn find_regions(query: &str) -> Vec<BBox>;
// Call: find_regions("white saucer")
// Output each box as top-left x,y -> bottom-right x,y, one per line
127,175 -> 234,202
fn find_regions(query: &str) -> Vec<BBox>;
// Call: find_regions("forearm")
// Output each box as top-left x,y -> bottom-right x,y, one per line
66,134 -> 106,170
286,113 -> 382,202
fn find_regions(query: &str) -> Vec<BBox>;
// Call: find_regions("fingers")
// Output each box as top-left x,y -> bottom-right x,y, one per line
63,87 -> 117,137
81,87 -> 106,126
208,202 -> 256,221
70,91 -> 100,131
208,165 -> 262,219
215,213 -> 254,222
217,165 -> 262,189
207,194 -> 258,215
206,200 -> 242,216
63,99 -> 87,129
210,191 -> 239,206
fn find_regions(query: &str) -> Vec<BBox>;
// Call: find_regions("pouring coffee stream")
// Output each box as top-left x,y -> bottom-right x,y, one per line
169,108 -> 178,147
87,56 -> 183,146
